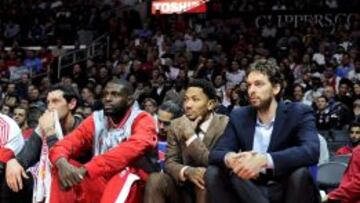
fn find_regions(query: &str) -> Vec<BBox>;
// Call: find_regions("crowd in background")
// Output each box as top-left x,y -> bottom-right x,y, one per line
0,0 -> 359,154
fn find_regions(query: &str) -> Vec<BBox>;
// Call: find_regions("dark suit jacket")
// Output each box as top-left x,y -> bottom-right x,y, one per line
209,102 -> 320,177
165,114 -> 229,182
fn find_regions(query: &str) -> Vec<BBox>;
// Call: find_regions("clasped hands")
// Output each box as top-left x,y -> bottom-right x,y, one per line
55,158 -> 87,190
225,151 -> 268,180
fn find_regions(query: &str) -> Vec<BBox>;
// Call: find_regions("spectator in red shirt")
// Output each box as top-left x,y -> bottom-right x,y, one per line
327,144 -> 360,203
336,122 -> 360,155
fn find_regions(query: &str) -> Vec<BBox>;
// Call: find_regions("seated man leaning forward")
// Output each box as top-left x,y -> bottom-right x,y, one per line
144,79 -> 229,203
206,59 -> 320,203
49,79 -> 157,203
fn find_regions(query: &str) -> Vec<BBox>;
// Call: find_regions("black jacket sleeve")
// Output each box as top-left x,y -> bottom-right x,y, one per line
46,135 -> 59,148
16,131 -> 43,169
17,131 -> 59,169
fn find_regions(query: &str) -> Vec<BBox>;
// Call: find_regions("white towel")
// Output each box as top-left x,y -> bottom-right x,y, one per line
33,111 -> 63,203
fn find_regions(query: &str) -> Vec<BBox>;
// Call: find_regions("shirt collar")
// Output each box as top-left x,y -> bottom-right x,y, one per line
256,116 -> 275,129
199,113 -> 214,134
108,107 -> 132,129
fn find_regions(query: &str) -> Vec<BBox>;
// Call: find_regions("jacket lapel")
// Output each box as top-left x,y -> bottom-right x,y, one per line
203,114 -> 221,148
243,108 -> 257,151
268,102 -> 288,152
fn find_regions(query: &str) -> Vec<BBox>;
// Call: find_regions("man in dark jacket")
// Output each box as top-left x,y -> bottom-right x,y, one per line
206,59 -> 320,203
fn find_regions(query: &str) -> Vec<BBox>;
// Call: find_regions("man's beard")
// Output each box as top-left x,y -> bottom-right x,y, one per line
351,139 -> 360,147
253,97 -> 272,112
104,106 -> 128,117
18,122 -> 25,128
158,130 -> 167,141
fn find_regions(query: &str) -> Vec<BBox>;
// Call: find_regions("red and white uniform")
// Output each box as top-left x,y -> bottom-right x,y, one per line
0,113 -> 24,163
49,103 -> 157,203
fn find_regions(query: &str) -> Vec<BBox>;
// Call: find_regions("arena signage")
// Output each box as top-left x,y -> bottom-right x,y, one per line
151,0 -> 207,14
255,13 -> 356,28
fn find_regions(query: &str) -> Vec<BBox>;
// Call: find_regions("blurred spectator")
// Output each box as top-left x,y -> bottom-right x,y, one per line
353,81 -> 360,100
227,87 -> 242,112
0,104 -> 11,116
212,74 -> 226,104
324,85 -> 337,108
16,74 -> 30,99
154,101 -> 183,170
336,122 -> 360,155
71,64 -> 87,89
28,86 -> 46,111
312,45 -> 326,66
292,84 -> 307,104
3,93 -> 19,110
348,57 -> 360,82
4,21 -> 20,41
23,51 -> 42,74
150,73 -> 169,105
80,87 -> 102,111
303,73 -> 324,106
329,101 -> 353,130
143,97 -> 158,117
327,143 -> 360,202
353,99 -> 360,123
315,95 -> 332,131
12,106 -> 33,140
335,78 -> 353,110
226,60 -> 245,88
335,53 -> 354,78
163,80 -> 186,106
19,98 -> 29,110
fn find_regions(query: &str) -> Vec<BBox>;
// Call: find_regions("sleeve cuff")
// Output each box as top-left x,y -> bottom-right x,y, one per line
179,166 -> 189,181
50,154 -> 68,165
46,135 -> 59,148
0,149 -> 15,163
266,153 -> 275,169
84,158 -> 103,179
185,135 -> 198,146
224,152 -> 235,168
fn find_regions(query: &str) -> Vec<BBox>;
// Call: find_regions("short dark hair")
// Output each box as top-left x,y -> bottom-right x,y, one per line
317,95 -> 329,102
27,106 -> 45,128
247,59 -> 284,100
14,106 -> 28,117
293,84 -> 304,92
247,59 -> 284,87
82,87 -> 95,95
107,79 -> 134,96
339,78 -> 353,87
349,122 -> 360,131
159,101 -> 183,119
143,98 -> 158,107
187,79 -> 217,100
49,84 -> 79,104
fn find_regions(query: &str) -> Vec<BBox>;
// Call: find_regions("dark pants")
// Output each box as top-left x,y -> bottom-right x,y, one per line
144,172 -> 200,203
205,165 -> 320,203
0,169 -> 33,203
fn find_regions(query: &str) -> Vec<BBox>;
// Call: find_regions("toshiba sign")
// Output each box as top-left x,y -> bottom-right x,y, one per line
151,0 -> 207,14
